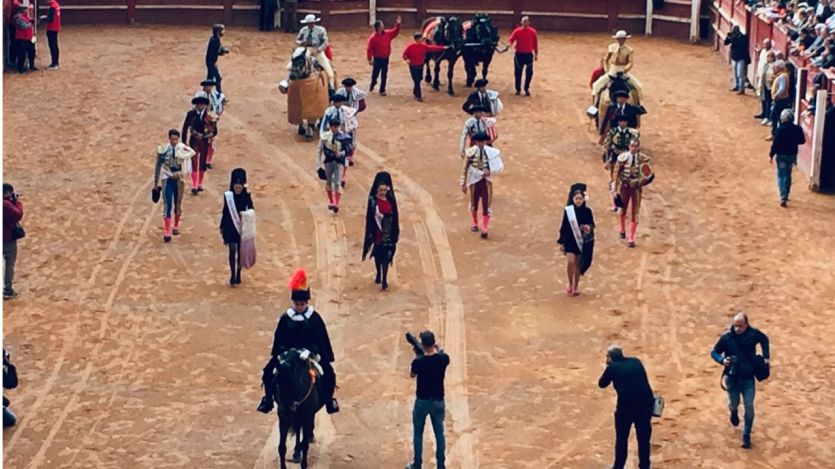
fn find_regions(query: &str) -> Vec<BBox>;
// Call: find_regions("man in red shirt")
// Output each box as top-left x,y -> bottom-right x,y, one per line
508,16 -> 538,96
402,32 -> 447,101
39,0 -> 60,69
3,183 -> 23,299
367,15 -> 401,96
12,5 -> 35,73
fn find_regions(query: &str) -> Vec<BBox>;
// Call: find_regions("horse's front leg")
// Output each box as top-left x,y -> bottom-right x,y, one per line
424,61 -> 432,83
447,59 -> 456,96
432,60 -> 442,90
278,418 -> 289,469
464,58 -> 476,88
482,55 -> 492,80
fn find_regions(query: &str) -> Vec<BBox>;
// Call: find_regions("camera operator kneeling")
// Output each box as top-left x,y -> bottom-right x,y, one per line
406,331 -> 449,469
711,312 -> 770,449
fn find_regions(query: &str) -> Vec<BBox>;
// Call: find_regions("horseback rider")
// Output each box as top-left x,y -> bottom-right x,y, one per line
296,14 -> 335,90
592,30 -> 644,102
258,269 -> 340,414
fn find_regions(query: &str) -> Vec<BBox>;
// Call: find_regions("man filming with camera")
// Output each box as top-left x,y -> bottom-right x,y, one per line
711,312 -> 770,449
406,330 -> 449,469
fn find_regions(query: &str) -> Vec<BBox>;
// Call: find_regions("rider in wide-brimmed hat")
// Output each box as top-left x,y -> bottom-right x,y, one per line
592,29 -> 644,102
296,13 -> 335,89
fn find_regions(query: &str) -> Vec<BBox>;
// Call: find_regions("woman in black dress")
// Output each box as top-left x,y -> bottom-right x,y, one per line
362,172 -> 400,290
219,168 -> 254,286
557,183 -> 595,296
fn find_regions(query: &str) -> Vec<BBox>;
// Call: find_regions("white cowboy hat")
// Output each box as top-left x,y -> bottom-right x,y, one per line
612,30 -> 631,39
300,14 -> 320,24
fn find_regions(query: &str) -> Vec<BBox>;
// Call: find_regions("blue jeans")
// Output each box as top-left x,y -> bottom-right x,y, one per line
206,62 -> 222,93
732,59 -> 747,90
726,377 -> 756,437
163,178 -> 179,219
412,398 -> 445,469
775,154 -> 796,202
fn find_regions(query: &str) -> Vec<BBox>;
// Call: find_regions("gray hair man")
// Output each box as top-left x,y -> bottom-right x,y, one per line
710,313 -> 770,448
599,345 -> 655,469
768,108 -> 806,206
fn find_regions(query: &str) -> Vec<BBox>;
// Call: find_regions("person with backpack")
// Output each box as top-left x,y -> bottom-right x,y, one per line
711,313 -> 770,449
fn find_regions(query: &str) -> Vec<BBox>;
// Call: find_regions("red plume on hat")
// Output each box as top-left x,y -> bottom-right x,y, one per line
289,269 -> 311,302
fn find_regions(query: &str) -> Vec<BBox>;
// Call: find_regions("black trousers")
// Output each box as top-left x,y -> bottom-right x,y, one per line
47,31 -> 59,66
16,40 -> 35,73
613,408 -> 652,469
409,65 -> 423,98
514,53 -> 534,92
227,242 -> 241,282
6,25 -> 17,66
371,58 -> 389,93
259,5 -> 277,31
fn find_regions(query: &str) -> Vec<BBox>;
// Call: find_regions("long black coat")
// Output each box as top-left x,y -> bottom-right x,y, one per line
362,195 -> 400,264
271,309 -> 335,364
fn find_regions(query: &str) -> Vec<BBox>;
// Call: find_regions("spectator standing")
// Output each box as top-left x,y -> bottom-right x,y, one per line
3,183 -> 23,300
366,15 -> 401,96
598,345 -> 654,469
406,330 -> 449,469
756,50 -> 776,125
12,5 -> 35,73
402,33 -> 447,102
724,25 -> 751,95
280,0 -> 298,33
754,38 -> 773,121
711,313 -> 770,449
38,0 -> 59,69
508,16 -> 538,96
769,109 -> 806,207
768,60 -> 791,140
206,24 -> 230,94
258,0 -> 277,31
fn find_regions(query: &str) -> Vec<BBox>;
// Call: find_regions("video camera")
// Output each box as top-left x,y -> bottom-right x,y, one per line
405,332 -> 424,357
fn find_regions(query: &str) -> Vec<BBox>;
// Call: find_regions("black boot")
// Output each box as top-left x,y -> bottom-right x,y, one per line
257,395 -> 274,413
326,397 -> 340,414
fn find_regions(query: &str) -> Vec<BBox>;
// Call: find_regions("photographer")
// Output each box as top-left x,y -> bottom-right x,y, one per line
3,183 -> 24,300
598,345 -> 654,469
724,25 -> 751,95
711,312 -> 770,449
3,348 -> 18,427
406,331 -> 449,469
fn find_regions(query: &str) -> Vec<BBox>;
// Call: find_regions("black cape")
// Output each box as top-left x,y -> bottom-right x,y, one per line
557,205 -> 595,275
362,172 -> 400,263
270,308 -> 335,364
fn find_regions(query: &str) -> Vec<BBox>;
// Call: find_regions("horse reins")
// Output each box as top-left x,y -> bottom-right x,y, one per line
290,365 -> 316,412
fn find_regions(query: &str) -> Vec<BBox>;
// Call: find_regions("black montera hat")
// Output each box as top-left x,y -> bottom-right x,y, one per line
472,132 -> 490,142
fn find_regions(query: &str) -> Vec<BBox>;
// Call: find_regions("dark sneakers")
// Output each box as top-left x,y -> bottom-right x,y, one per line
730,409 -> 740,427
741,435 -> 752,449
326,398 -> 340,414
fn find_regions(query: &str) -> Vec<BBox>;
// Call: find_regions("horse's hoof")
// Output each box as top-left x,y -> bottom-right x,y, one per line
447,91 -> 455,96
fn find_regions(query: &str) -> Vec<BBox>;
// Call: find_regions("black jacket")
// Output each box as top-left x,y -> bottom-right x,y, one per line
206,35 -> 222,65
602,103 -> 641,134
598,356 -> 654,412
462,91 -> 492,115
724,32 -> 751,63
219,191 -> 254,244
770,122 -> 806,157
271,308 -> 335,364
711,326 -> 770,381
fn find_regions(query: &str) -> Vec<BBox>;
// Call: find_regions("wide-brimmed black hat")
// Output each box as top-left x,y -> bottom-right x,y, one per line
474,78 -> 489,88
613,89 -> 630,98
341,77 -> 357,86
472,132 -> 490,142
192,96 -> 210,105
200,80 -> 216,87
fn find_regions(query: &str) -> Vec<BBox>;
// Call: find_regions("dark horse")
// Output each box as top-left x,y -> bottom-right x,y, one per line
273,348 -> 324,469
421,16 -> 464,95
462,13 -> 500,87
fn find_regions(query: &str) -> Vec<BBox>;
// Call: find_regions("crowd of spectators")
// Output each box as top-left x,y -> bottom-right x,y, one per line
748,0 -> 835,69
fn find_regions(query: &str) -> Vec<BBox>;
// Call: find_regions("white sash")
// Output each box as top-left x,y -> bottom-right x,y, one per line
565,205 -> 583,253
224,191 -> 242,234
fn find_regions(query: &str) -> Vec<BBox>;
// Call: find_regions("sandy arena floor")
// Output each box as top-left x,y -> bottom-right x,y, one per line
3,26 -> 835,469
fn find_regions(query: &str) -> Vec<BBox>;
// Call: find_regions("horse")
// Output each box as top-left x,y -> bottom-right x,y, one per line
272,348 -> 324,469
593,72 -> 643,132
279,47 -> 332,139
461,13 -> 501,88
421,16 -> 464,95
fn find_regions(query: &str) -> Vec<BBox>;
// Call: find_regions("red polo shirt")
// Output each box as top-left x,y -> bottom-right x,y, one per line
402,42 -> 446,67
46,0 -> 61,32
367,22 -> 400,60
508,26 -> 538,55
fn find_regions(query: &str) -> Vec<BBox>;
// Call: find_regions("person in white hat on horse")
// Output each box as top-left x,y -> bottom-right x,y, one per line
592,30 -> 644,102
296,14 -> 335,89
